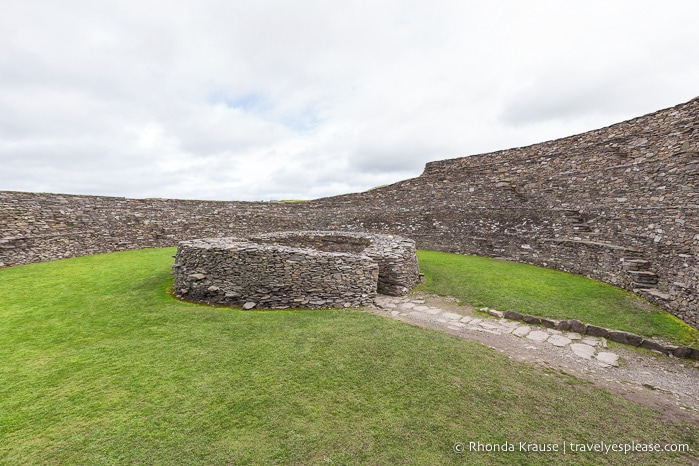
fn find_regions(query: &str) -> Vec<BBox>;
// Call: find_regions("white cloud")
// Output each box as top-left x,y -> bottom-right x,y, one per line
1,0 -> 698,201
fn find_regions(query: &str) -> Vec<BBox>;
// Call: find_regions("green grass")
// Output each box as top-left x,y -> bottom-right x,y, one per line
416,250 -> 699,347
0,248 -> 697,464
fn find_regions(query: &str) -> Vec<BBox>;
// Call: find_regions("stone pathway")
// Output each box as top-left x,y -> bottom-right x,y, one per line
368,293 -> 699,421
375,294 -> 620,367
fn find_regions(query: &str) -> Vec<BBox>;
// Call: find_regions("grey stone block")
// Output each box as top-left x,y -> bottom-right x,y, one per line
569,320 -> 587,334
504,310 -> 523,321
607,330 -> 643,346
522,315 -> 541,325
585,325 -> 609,338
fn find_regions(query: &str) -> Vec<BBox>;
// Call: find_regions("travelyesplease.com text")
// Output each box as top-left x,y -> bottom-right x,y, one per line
453,441 -> 690,455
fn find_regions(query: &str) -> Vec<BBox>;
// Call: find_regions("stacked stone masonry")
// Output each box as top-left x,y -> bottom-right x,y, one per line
249,231 -> 420,296
172,232 -> 419,309
1,96 -> 697,327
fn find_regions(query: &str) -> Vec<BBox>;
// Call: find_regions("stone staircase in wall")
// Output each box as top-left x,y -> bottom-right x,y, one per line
557,210 -> 670,302
557,209 -> 600,238
565,211 -> 593,234
621,250 -> 670,301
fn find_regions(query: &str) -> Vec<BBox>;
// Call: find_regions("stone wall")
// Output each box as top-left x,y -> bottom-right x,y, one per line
172,237 -> 379,309
0,192 -> 306,266
304,97 -> 699,327
172,232 -> 419,308
1,96 -> 697,327
249,231 -> 421,295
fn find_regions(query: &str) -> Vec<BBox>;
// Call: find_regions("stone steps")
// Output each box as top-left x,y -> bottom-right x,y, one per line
622,259 -> 651,271
620,251 -> 661,290
627,270 -> 659,287
642,288 -> 671,301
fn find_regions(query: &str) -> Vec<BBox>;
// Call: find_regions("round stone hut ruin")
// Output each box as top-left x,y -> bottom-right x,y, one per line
172,231 -> 420,309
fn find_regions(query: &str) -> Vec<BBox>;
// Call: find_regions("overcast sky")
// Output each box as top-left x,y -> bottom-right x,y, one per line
1,0 -> 698,201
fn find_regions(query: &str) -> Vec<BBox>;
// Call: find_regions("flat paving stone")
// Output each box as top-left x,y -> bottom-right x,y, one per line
512,325 -> 531,337
546,329 -> 562,335
442,312 -> 462,320
426,308 -> 442,315
460,316 -> 472,323
547,335 -> 572,347
596,352 -> 619,367
582,336 -> 600,346
570,343 -> 596,360
413,305 -> 431,312
526,330 -> 550,342
501,320 -> 521,328
400,302 -> 416,309
390,310 -> 400,316
567,332 -> 582,340
468,327 -> 501,335
469,318 -> 483,325
448,323 -> 466,330
411,299 -> 425,304
480,322 -> 502,331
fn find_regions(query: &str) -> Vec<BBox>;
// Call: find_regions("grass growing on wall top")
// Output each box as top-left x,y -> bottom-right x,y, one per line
0,248 -> 697,464
416,250 -> 699,347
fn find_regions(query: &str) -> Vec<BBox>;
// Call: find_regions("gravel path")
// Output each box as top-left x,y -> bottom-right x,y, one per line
366,292 -> 699,427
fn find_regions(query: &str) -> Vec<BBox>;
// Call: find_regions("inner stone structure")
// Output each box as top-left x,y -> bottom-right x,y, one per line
172,231 -> 420,309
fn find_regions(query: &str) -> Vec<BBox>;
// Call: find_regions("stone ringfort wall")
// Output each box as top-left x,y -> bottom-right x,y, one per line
172,231 -> 419,309
1,97 -> 698,327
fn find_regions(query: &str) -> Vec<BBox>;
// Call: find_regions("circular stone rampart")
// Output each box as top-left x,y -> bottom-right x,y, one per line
172,231 -> 420,309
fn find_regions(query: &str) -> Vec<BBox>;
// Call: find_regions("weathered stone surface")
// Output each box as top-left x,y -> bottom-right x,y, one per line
555,320 -> 572,331
640,339 -> 672,354
570,343 -> 596,360
607,330 -> 643,346
569,320 -> 588,334
172,232 -> 419,309
512,325 -> 531,337
526,330 -> 549,342
596,352 -> 619,367
250,231 -> 420,296
582,336 -> 601,347
522,315 -> 542,325
540,318 -> 556,329
548,335 -> 572,347
673,346 -> 694,358
585,325 -> 609,338
504,310 -> 523,321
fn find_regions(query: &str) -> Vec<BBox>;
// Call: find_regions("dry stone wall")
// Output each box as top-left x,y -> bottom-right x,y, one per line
1,96 -> 697,327
249,231 -> 420,295
172,237 -> 379,309
0,192 -> 306,266
172,232 -> 419,308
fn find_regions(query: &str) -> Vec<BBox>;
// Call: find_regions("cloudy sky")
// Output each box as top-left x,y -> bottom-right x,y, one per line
1,0 -> 698,201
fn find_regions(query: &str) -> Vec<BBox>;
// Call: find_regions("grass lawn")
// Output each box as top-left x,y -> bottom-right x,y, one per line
0,248 -> 697,465
416,250 -> 699,348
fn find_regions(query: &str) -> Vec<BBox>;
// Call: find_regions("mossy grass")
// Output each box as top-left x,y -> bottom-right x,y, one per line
416,250 -> 699,347
0,248 -> 697,464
